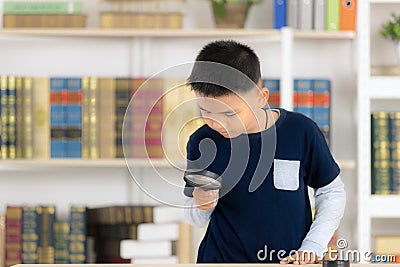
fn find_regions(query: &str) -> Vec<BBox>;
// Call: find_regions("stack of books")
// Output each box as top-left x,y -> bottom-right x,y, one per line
3,1 -> 86,28
99,0 -> 183,29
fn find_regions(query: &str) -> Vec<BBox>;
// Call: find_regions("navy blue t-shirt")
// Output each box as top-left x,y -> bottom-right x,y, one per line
183,108 -> 340,263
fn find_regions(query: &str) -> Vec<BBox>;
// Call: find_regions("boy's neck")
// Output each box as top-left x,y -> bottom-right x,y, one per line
248,108 -> 280,134
266,109 -> 280,130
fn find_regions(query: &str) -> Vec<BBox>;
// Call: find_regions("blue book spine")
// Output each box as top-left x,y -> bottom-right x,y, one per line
66,78 -> 82,91
8,76 -> 17,159
50,77 -> 67,158
50,77 -> 66,91
313,79 -> 331,145
274,0 -> 287,29
65,128 -> 82,158
294,79 -> 313,120
312,79 -> 330,128
263,78 -> 280,108
389,112 -> 400,194
66,78 -> 82,158
66,105 -> 82,127
50,105 -> 65,128
22,206 -> 40,264
69,206 -> 87,264
50,127 -> 66,158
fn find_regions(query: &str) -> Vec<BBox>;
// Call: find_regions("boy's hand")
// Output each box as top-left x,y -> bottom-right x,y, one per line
280,251 -> 322,265
193,187 -> 219,210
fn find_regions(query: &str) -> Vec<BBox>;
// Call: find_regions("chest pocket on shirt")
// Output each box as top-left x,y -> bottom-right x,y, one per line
273,159 -> 300,191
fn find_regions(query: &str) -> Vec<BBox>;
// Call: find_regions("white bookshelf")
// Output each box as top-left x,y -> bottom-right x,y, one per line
369,195 -> 400,218
369,77 -> 400,98
0,159 -> 178,168
0,28 -> 355,40
0,158 -> 355,170
357,0 -> 400,254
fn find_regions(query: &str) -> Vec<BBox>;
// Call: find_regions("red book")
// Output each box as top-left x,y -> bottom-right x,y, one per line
5,206 -> 22,267
130,78 -> 163,158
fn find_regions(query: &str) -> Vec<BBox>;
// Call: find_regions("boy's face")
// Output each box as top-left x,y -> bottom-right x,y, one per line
196,86 -> 269,138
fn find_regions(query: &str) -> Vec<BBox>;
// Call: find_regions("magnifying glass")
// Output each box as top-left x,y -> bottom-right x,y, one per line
184,170 -> 222,190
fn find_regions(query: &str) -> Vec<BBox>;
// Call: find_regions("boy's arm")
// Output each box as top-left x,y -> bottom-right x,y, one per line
298,175 -> 346,258
183,195 -> 216,228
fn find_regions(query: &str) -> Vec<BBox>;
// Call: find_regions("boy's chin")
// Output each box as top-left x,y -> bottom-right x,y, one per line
219,131 -> 241,138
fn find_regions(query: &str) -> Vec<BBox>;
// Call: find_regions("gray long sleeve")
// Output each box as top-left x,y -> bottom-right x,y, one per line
183,195 -> 216,228
298,175 -> 346,258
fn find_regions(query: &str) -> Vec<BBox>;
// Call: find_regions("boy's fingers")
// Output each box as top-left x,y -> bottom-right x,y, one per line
280,252 -> 321,265
280,255 -> 295,264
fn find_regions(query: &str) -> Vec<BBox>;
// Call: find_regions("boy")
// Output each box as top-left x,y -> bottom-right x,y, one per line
183,40 -> 346,264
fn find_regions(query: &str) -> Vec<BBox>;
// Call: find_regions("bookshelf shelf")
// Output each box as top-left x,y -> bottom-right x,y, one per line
293,30 -> 355,40
0,159 -> 355,170
368,77 -> 400,98
0,159 -> 183,168
370,0 -> 400,3
0,28 -> 355,40
369,195 -> 400,218
0,28 -> 280,38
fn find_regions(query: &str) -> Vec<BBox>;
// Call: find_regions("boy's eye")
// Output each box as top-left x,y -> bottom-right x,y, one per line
225,113 -> 237,117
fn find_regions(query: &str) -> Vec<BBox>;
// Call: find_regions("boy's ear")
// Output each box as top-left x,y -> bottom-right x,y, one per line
257,87 -> 270,108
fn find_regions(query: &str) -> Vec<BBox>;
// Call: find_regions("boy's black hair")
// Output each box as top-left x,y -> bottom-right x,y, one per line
188,40 -> 261,97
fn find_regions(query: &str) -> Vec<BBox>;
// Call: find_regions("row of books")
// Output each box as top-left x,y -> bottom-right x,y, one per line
263,78 -> 331,145
99,0 -> 183,29
0,205 -> 191,267
2,205 -> 86,267
0,76 -> 331,160
3,1 -> 86,28
0,76 -> 202,160
274,0 -> 356,31
371,112 -> 400,195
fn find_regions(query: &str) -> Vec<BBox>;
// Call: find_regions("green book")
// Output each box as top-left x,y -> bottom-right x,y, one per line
69,206 -> 87,264
371,112 -> 392,195
326,0 -> 339,31
389,112 -> 400,194
3,1 -> 82,14
54,221 -> 70,264
22,206 -> 41,264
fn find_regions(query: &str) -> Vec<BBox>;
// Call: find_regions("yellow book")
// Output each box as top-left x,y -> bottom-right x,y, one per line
180,87 -> 204,157
16,77 -> 23,159
22,77 -> 33,159
89,77 -> 99,159
81,77 -> 90,159
374,236 -> 400,254
177,223 -> 192,263
162,77 -> 186,161
32,77 -> 50,159
1,76 -> 8,159
98,78 -> 116,159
